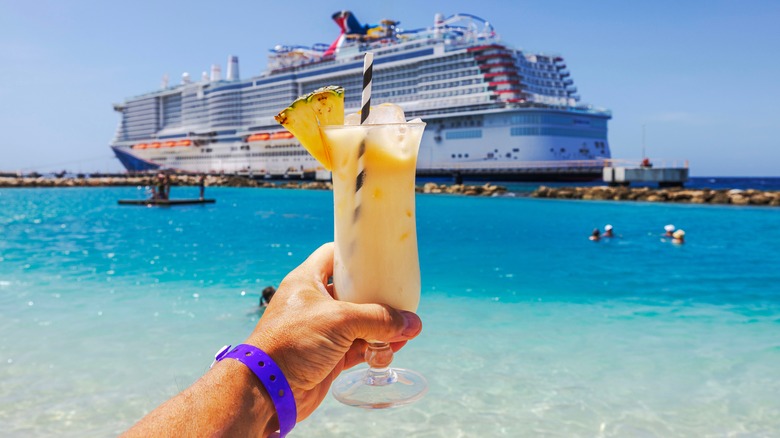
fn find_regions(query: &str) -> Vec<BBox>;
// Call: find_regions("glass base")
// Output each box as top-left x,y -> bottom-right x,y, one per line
332,366 -> 428,409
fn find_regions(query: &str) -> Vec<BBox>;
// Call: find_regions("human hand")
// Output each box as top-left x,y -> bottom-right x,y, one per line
244,242 -> 423,423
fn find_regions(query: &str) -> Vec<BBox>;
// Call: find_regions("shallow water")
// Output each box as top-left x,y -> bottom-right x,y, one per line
1,187 -> 779,436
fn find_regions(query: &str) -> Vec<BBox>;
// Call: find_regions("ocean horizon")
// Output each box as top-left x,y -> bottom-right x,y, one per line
1,186 -> 779,436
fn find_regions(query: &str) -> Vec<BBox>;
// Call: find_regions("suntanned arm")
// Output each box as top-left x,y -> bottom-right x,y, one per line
122,359 -> 278,438
122,243 -> 423,437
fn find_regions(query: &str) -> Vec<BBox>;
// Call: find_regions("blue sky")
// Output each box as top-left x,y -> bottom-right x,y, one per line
1,0 -> 778,176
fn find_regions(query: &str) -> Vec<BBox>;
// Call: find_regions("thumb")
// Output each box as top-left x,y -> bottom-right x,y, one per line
341,303 -> 422,343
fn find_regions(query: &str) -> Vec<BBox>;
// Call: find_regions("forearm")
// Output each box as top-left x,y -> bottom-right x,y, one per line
123,359 -> 277,437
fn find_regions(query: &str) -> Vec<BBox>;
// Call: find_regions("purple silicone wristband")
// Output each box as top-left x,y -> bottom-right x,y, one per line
216,344 -> 297,438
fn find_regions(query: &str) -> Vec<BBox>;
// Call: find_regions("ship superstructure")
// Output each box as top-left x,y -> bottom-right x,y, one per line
111,11 -> 611,180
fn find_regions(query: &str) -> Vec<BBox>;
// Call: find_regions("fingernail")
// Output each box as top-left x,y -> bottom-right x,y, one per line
400,311 -> 422,337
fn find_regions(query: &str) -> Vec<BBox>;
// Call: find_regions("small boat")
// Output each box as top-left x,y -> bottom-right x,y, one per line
118,198 -> 215,206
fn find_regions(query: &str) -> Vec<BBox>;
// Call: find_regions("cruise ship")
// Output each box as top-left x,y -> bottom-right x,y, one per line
110,11 -> 612,181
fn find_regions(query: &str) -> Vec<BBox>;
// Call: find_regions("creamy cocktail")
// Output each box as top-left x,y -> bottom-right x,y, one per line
276,86 -> 428,408
323,122 -> 424,312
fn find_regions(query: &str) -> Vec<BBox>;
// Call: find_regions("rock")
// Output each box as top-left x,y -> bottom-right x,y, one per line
749,194 -> 771,205
710,192 -> 730,204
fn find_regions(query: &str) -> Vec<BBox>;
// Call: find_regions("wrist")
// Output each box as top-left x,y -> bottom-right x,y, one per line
210,358 -> 279,437
214,344 -> 297,437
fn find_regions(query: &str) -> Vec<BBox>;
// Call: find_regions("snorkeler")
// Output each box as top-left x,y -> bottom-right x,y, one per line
259,286 -> 276,307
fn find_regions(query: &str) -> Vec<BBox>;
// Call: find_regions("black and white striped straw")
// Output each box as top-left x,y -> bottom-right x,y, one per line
360,52 -> 373,124
354,52 -> 373,225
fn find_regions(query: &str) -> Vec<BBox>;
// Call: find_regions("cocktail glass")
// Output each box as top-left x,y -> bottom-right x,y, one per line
322,122 -> 428,408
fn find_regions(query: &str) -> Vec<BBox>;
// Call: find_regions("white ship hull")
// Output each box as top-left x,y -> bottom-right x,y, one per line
112,108 -> 609,180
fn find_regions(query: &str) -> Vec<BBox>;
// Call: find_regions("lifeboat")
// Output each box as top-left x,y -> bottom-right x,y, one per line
176,139 -> 192,147
270,131 -> 294,140
247,133 -> 271,142
134,143 -> 148,150
150,142 -> 162,149
164,141 -> 177,148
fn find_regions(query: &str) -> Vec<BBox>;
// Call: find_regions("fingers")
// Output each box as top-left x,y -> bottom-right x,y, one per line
279,243 -> 334,299
300,242 -> 334,289
341,304 -> 422,344
343,339 -> 410,369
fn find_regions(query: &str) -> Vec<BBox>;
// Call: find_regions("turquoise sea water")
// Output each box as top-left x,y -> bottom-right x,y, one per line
1,187 -> 779,437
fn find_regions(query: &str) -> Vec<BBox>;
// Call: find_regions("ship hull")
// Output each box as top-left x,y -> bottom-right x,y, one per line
111,108 -> 610,181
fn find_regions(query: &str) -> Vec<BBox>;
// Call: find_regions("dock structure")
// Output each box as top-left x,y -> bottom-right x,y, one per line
417,159 -> 606,182
603,160 -> 689,187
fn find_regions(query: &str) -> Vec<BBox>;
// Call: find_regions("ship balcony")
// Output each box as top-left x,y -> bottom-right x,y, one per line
478,62 -> 517,70
495,89 -> 521,95
555,63 -> 567,70
563,78 -> 574,86
466,44 -> 506,53
474,52 -> 513,61
483,71 -> 520,78
558,70 -> 570,78
488,79 -> 520,87
566,86 -> 578,94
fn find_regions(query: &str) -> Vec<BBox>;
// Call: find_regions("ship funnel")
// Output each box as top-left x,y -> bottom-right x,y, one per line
226,55 -> 239,81
161,73 -> 169,89
182,72 -> 191,84
210,64 -> 221,81
434,13 -> 444,36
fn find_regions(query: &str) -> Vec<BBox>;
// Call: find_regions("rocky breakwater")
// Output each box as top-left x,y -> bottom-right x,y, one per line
0,175 -> 505,196
532,185 -> 780,206
417,182 -> 506,196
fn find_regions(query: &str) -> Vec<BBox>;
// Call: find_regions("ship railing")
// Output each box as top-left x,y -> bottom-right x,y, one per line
446,159 -> 607,170
441,159 -> 688,171
605,158 -> 690,169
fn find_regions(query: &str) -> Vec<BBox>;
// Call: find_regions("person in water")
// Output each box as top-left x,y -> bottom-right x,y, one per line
664,224 -> 675,237
603,224 -> 614,238
122,243 -> 422,437
259,286 -> 276,307
198,174 -> 206,200
672,229 -> 685,244
155,172 -> 169,200
589,228 -> 601,241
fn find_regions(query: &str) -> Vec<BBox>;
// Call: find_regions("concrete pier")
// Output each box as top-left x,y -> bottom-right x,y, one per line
603,166 -> 689,187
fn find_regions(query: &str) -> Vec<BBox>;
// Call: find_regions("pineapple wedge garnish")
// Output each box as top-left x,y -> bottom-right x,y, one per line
274,85 -> 344,170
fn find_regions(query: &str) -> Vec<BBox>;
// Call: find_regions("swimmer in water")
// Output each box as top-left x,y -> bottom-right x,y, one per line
259,286 -> 276,308
589,228 -> 601,241
672,229 -> 685,244
604,224 -> 614,238
664,224 -> 675,237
